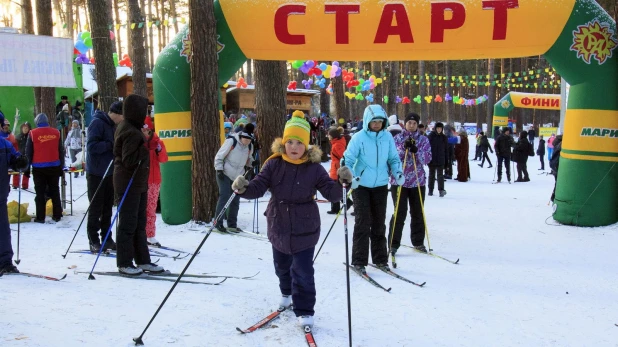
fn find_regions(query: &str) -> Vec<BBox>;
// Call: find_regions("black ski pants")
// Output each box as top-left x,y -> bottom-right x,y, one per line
273,246 -> 315,317
480,152 -> 492,167
351,185 -> 389,266
86,173 -> 114,244
32,167 -> 62,220
497,155 -> 511,181
116,191 -> 151,268
539,154 -> 545,170
388,185 -> 426,250
428,165 -> 444,192
516,160 -> 529,180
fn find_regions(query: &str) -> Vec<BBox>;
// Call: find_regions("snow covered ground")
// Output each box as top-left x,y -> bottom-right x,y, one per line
2,141 -> 617,347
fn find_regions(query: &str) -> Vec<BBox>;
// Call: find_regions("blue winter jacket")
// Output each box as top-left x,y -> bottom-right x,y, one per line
343,105 -> 402,188
86,110 -> 115,177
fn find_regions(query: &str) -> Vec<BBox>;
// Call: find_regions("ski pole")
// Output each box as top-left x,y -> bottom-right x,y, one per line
87,160 -> 141,279
388,149 -> 408,261
15,171 -> 22,265
72,190 -> 88,202
313,189 -> 353,263
133,170 -> 252,346
341,183 -> 353,347
412,153 -> 431,252
62,159 -> 113,258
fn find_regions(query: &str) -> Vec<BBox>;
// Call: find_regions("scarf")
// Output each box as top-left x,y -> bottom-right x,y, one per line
265,152 -> 309,165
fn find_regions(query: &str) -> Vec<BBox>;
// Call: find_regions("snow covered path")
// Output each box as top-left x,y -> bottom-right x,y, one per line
2,150 -> 617,346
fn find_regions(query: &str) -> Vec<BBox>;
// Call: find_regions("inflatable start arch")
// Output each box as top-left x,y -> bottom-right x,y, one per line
154,0 -> 617,227
493,92 -> 561,132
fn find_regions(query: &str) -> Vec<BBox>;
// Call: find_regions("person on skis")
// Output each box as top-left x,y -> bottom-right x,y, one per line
477,131 -> 493,168
388,113 -> 431,255
14,121 -> 32,189
231,110 -> 350,329
0,111 -> 29,274
114,94 -> 164,275
342,105 -> 404,274
142,116 -> 168,247
427,122 -> 448,197
495,127 -> 514,183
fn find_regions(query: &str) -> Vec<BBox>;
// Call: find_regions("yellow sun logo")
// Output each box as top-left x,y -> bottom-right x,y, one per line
180,32 -> 225,63
501,100 -> 511,109
570,20 -> 617,64
180,32 -> 192,63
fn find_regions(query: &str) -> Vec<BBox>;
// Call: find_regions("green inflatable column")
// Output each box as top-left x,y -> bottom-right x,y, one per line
153,1 -> 246,225
544,0 -> 617,226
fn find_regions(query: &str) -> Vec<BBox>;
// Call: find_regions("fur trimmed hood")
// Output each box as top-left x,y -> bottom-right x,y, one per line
270,137 -> 322,163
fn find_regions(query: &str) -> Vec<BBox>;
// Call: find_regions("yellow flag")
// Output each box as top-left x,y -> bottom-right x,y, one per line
164,20 -> 169,26
84,24 -> 89,30
181,18 -> 187,24
131,23 -> 136,30
116,24 -> 121,30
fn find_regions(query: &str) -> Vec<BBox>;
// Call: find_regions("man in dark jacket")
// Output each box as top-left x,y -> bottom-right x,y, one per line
55,95 -> 69,115
528,128 -> 536,151
513,131 -> 531,182
444,123 -> 456,179
26,113 -> 64,222
114,94 -> 163,276
427,122 -> 448,197
537,135 -> 546,170
549,135 -> 563,202
0,111 -> 29,274
86,102 -> 124,252
494,127 -> 514,183
478,132 -> 493,168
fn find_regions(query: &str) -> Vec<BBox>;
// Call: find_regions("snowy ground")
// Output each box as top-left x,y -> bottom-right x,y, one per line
2,140 -> 617,347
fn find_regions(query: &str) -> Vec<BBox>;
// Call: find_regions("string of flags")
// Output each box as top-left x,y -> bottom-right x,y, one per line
53,18 -> 187,31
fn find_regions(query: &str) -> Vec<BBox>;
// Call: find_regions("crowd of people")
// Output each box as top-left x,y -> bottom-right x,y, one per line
0,99 -> 562,330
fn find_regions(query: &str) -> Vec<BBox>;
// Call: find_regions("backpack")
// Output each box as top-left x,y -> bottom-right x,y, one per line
227,135 -> 252,153
528,142 -> 534,157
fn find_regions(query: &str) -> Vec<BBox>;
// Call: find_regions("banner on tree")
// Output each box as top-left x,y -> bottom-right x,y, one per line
0,33 -> 76,88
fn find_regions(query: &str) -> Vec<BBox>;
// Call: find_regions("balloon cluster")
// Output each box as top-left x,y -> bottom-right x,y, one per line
288,81 -> 297,90
237,77 -> 248,88
74,31 -> 93,64
291,60 -> 342,79
119,54 -> 132,67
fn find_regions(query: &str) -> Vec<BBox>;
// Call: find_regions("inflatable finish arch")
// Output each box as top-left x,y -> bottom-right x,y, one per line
154,0 -> 617,227
493,92 -> 561,133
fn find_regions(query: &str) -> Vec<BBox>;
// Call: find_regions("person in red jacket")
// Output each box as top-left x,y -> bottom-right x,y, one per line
327,126 -> 347,214
26,113 -> 64,223
142,116 -> 168,247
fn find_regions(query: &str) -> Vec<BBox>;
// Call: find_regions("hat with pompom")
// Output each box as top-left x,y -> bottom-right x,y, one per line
284,110 -> 311,147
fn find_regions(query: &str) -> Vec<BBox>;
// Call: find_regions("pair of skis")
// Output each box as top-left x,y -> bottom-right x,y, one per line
69,248 -> 188,260
400,245 -> 460,264
0,272 -> 67,281
74,270 -> 259,285
345,263 -> 425,292
237,306 -> 317,347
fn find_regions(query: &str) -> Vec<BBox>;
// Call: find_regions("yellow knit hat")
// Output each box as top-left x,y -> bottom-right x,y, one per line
284,110 -> 311,147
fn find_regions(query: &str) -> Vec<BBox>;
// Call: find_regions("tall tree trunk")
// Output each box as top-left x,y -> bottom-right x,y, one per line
320,88 -> 329,116
402,61 -> 410,116
169,0 -> 179,33
386,61 -> 398,115
475,60 -> 482,130
35,0 -> 55,124
88,0 -> 118,112
189,0 -> 219,222
246,59 -> 253,84
419,61 -> 427,119
128,0 -> 147,97
147,0 -> 154,71
154,0 -> 161,51
486,59 -> 495,135
332,74 -> 346,123
113,0 -> 123,57
66,0 -> 73,40
21,0 -> 34,34
500,58 -> 507,98
255,61 -> 287,162
445,60 -> 452,124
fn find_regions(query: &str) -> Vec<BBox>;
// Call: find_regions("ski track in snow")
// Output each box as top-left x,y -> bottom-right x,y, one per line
2,139 -> 617,347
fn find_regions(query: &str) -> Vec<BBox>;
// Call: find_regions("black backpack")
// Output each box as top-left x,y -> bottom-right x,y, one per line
227,135 -> 252,152
528,141 -> 534,157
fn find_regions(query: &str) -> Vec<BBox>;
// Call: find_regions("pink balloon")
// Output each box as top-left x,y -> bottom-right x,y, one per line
109,30 -> 115,40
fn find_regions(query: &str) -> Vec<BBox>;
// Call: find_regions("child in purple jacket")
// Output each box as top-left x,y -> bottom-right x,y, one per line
232,111 -> 353,329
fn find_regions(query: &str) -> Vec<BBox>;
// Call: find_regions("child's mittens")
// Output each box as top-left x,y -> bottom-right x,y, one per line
337,166 -> 359,189
395,172 -> 405,186
232,176 -> 249,194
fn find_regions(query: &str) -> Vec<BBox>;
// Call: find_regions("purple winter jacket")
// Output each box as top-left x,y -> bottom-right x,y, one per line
240,142 -> 343,255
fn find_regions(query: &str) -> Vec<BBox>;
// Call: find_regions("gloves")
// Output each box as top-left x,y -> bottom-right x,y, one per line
251,159 -> 260,167
12,155 -> 29,172
395,172 -> 405,186
404,138 -> 418,153
337,166 -> 353,185
216,170 -> 225,180
232,176 -> 249,194
156,143 -> 162,152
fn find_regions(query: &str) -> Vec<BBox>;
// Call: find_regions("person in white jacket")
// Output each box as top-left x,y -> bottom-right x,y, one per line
213,123 -> 255,232
64,120 -> 83,178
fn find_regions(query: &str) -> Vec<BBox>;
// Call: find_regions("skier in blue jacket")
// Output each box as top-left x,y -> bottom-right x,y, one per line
343,105 -> 403,273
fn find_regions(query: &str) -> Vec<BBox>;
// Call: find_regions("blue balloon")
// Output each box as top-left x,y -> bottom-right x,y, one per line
75,41 -> 89,54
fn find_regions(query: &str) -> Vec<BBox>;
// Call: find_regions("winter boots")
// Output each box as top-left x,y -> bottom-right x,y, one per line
147,237 -> 161,247
353,265 -> 366,274
414,245 -> 428,253
376,263 -> 390,271
298,315 -> 314,328
279,295 -> 292,309
327,202 -> 340,215
138,263 -> 165,273
439,190 -> 447,198
0,263 -> 19,274
102,237 -> 117,251
119,265 -> 143,276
